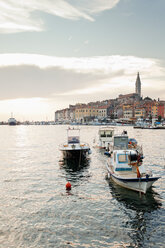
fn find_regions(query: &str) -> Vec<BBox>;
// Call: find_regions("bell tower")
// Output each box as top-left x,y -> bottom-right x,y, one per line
135,72 -> 141,98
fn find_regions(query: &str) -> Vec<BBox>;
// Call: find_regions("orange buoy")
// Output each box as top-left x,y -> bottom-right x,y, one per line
66,182 -> 71,190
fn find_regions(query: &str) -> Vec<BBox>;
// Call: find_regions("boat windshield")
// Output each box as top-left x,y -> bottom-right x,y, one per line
100,130 -> 113,137
114,136 -> 128,149
68,136 -> 80,144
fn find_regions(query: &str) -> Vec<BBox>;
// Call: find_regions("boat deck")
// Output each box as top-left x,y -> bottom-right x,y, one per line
107,162 -> 141,179
115,170 -> 138,178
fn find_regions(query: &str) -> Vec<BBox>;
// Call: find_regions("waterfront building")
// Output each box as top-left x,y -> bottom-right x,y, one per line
54,73 -> 165,123
157,102 -> 165,118
55,110 -> 62,122
151,103 -> 158,118
75,105 -> 99,123
118,93 -> 139,104
115,106 -> 123,119
55,108 -> 72,123
134,108 -> 145,119
143,100 -> 154,118
123,108 -> 133,120
97,106 -> 108,120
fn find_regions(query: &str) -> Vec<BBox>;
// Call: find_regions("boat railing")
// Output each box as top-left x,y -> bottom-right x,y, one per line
80,141 -> 90,147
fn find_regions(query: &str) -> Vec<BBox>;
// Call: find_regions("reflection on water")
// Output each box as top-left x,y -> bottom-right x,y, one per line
60,158 -> 91,185
0,125 -> 164,248
108,179 -> 163,248
108,180 -> 162,211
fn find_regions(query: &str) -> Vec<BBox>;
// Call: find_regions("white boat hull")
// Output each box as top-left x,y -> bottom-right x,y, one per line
107,165 -> 160,194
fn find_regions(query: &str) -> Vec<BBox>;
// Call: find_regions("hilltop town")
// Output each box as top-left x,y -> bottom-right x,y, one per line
55,73 -> 165,124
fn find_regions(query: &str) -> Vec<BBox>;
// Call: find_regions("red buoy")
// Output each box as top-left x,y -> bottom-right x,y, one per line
66,182 -> 71,190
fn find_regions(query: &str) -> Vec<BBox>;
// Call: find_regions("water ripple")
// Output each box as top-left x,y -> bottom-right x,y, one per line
0,126 -> 164,247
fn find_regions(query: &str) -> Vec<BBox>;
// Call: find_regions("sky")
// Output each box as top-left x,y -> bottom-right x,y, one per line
0,0 -> 165,121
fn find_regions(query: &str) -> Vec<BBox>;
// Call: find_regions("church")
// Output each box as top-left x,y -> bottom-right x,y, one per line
135,72 -> 141,98
118,72 -> 142,103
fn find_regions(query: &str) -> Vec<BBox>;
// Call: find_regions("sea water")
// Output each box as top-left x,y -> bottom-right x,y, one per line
0,125 -> 164,248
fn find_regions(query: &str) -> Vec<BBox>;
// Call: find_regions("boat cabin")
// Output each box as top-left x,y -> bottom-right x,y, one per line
112,150 -> 138,172
98,127 -> 114,149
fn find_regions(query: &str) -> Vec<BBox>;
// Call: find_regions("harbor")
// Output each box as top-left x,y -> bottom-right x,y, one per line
0,0 -> 165,247
0,125 -> 164,247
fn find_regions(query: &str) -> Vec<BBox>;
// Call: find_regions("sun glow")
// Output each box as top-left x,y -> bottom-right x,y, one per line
0,98 -> 52,121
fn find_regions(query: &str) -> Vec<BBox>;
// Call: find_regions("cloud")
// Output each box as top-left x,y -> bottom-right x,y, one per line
0,53 -> 160,73
69,0 -> 120,14
0,0 -> 120,33
0,53 -> 165,102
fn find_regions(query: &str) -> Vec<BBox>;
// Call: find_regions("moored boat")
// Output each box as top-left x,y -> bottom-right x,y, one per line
93,127 -> 114,150
59,127 -> 91,160
106,135 -> 160,194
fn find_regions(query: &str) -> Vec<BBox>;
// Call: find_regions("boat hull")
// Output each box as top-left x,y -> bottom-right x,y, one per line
62,149 -> 90,159
8,117 -> 17,126
8,122 -> 17,126
107,166 -> 160,194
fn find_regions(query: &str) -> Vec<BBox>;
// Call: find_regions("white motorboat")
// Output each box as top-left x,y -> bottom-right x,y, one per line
93,127 -> 114,150
106,135 -> 160,194
60,127 -> 91,160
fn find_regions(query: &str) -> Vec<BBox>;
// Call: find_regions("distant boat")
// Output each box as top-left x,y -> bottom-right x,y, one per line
8,113 -> 17,126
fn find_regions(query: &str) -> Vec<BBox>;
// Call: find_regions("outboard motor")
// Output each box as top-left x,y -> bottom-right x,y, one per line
128,151 -> 138,163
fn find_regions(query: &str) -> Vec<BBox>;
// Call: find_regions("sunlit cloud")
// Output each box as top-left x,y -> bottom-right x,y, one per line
0,53 -> 164,100
71,0 -> 120,14
0,53 -> 162,74
0,0 -> 120,33
0,53 -> 165,120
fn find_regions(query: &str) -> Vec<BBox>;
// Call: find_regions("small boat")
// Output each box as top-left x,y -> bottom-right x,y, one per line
93,127 -> 114,150
106,134 -> 160,194
60,127 -> 91,160
8,113 -> 17,126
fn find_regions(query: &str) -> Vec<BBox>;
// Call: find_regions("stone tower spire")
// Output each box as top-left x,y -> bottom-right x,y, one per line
135,72 -> 141,98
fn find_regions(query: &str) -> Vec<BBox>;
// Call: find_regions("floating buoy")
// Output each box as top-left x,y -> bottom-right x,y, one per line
66,182 -> 71,190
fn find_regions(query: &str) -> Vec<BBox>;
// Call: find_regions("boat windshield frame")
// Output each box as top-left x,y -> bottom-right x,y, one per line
67,127 -> 80,144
